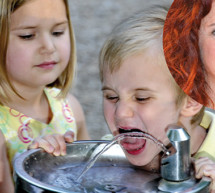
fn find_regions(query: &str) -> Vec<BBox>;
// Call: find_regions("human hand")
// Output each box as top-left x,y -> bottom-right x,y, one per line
194,157 -> 215,192
28,131 -> 75,156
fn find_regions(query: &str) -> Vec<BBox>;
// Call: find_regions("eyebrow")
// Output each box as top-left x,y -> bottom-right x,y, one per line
101,86 -> 154,92
135,88 -> 154,92
101,86 -> 113,91
11,20 -> 68,31
208,22 -> 215,27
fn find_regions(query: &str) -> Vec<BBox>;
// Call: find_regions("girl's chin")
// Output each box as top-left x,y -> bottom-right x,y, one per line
126,155 -> 152,166
126,155 -> 160,173
124,149 -> 161,168
120,138 -> 162,168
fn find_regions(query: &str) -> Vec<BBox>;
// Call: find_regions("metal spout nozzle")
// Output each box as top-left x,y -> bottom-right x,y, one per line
161,124 -> 191,181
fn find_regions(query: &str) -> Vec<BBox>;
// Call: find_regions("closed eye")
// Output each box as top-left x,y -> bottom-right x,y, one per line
105,95 -> 119,103
136,97 -> 150,102
19,34 -> 35,40
106,96 -> 119,100
52,31 -> 64,36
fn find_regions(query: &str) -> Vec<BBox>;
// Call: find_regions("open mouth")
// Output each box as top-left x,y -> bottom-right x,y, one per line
118,128 -> 146,155
119,128 -> 144,134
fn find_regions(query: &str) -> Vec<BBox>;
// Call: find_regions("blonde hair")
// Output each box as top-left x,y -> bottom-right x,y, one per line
99,2 -> 204,124
0,0 -> 76,104
99,4 -> 168,77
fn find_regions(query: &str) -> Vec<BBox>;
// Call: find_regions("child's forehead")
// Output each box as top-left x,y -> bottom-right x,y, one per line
101,41 -> 174,86
12,0 -> 67,17
103,51 -> 164,76
10,0 -> 68,28
104,52 -> 175,91
121,49 -> 166,70
105,52 -> 170,80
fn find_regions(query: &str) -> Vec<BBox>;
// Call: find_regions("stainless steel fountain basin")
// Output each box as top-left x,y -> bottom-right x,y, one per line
14,140 -> 210,193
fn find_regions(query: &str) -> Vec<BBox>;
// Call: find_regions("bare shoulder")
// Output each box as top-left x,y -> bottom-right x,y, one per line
66,93 -> 90,140
66,93 -> 83,114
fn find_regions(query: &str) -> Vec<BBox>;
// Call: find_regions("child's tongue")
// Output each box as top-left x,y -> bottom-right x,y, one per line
120,138 -> 146,152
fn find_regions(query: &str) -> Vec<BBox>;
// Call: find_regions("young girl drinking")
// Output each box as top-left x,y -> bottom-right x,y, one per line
0,0 -> 90,173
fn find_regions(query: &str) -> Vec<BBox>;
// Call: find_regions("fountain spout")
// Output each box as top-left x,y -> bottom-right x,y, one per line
158,125 -> 201,192
160,124 -> 191,181
158,125 -> 211,192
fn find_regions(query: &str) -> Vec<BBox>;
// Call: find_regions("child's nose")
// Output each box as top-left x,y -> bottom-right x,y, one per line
115,101 -> 134,119
40,35 -> 55,54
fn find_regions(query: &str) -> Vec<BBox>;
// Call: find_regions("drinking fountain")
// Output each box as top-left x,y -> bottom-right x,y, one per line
158,124 -> 211,192
14,125 -> 211,193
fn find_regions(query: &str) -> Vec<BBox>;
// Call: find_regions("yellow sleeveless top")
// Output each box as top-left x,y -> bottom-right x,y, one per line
195,109 -> 215,161
0,88 -> 77,165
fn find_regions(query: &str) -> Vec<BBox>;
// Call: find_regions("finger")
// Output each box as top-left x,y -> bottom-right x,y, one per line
28,140 -> 39,150
195,164 -> 209,179
194,157 -> 214,178
43,135 -> 61,156
30,137 -> 55,153
203,170 -> 215,191
195,157 -> 213,166
64,131 -> 75,143
195,163 -> 215,179
52,134 -> 67,156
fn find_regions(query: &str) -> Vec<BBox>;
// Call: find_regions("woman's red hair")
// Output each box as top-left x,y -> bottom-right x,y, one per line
163,0 -> 212,106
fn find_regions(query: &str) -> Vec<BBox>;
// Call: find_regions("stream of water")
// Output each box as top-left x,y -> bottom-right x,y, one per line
77,132 -> 170,181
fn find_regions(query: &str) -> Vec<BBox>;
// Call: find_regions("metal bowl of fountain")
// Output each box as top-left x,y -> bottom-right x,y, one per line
14,139 -> 211,193
14,140 -> 160,193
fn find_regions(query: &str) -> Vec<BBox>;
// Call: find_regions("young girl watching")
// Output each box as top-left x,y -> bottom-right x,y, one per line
0,0 -> 90,176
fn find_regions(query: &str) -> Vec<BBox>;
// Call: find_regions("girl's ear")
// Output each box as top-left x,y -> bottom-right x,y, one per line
180,96 -> 203,117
